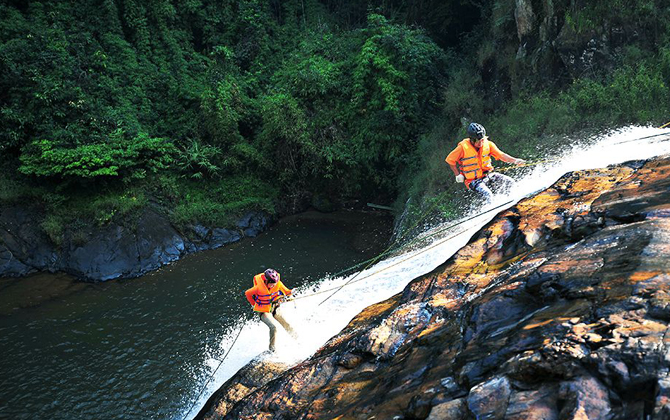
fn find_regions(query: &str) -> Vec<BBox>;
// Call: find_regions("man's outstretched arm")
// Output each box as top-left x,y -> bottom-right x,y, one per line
498,152 -> 526,165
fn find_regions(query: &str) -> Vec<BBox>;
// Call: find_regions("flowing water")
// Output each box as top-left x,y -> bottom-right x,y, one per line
1,126 -> 669,420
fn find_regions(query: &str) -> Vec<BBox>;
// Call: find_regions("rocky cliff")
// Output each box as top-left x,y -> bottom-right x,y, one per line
197,155 -> 670,420
0,209 -> 270,281
482,0 -> 661,98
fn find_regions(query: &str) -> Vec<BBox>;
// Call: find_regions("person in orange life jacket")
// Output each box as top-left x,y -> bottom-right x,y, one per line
445,122 -> 526,201
245,268 -> 298,352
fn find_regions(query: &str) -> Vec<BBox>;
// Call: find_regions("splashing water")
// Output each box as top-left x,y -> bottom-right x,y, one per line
181,125 -> 670,419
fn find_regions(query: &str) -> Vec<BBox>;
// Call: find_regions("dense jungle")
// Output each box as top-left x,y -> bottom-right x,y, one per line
1,0 -> 670,253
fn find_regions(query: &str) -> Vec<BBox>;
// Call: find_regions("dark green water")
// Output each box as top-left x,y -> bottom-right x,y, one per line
0,211 -> 392,420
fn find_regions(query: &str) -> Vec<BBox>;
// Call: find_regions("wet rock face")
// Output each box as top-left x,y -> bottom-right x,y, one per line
199,156 -> 670,419
194,358 -> 289,420
0,209 -> 269,281
505,1 -> 657,92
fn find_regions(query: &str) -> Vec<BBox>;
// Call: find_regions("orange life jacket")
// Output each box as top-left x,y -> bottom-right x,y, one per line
247,273 -> 289,313
457,138 -> 494,186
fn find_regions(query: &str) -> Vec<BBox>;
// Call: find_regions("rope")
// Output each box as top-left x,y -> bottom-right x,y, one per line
181,121 -> 670,420
611,130 -> 670,145
293,227 -> 471,300
182,121 -> 670,418
496,158 -> 556,172
181,319 -> 247,420
179,187 -> 458,420
300,122 -> 670,304
316,190 -> 454,306
292,198 -> 515,303
498,127 -> 670,170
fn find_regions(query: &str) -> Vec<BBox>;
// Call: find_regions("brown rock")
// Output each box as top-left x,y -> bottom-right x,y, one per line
466,376 -> 511,420
338,352 -> 364,369
505,385 -> 558,420
558,376 -> 611,419
427,398 -> 467,420
197,156 -> 670,420
656,375 -> 670,419
195,358 -> 289,419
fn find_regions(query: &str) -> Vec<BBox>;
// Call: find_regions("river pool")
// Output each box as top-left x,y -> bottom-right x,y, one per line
0,210 -> 392,420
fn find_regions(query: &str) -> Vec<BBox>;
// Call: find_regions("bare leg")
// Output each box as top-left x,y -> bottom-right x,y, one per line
260,312 -> 279,351
273,306 -> 298,340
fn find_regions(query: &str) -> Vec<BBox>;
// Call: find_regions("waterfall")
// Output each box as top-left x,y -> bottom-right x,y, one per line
181,125 -> 670,419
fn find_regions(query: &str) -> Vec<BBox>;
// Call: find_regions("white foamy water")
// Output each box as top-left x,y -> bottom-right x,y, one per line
181,125 -> 670,419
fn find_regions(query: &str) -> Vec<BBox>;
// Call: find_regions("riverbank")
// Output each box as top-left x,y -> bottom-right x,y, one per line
0,203 -> 274,281
0,209 -> 393,314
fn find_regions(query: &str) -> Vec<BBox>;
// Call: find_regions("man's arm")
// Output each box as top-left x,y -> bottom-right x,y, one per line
445,145 -> 465,182
489,141 -> 525,165
278,281 -> 292,297
498,152 -> 526,165
245,287 -> 257,307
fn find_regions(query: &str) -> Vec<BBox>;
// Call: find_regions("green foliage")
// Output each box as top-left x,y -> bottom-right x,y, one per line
175,139 -> 221,179
40,215 -> 64,246
442,63 -> 484,122
267,31 -> 358,193
277,53 -> 341,98
487,94 -> 574,155
399,39 -> 670,234
2,0 -> 669,237
565,63 -> 669,126
171,175 -> 278,227
564,0 -> 661,31
201,76 -> 247,146
19,132 -> 176,180
661,46 -> 670,84
349,14 -> 446,191
257,92 -> 319,192
89,190 -> 148,226
0,174 -> 24,204
1,1 -> 449,221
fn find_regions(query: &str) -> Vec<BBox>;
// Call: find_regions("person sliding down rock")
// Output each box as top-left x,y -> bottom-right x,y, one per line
245,268 -> 298,352
445,122 -> 526,201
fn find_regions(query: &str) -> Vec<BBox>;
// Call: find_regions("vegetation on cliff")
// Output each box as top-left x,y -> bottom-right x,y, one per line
1,0 -> 670,241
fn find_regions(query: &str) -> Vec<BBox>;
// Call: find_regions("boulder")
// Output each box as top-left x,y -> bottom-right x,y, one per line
467,376 -> 511,420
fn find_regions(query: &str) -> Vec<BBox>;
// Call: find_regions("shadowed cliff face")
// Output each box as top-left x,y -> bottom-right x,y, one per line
197,156 -> 670,420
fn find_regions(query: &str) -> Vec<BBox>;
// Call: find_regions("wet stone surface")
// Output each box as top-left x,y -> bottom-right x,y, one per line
197,156 -> 670,420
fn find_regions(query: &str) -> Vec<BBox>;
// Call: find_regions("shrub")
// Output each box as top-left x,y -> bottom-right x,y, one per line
89,190 -> 148,226
171,175 -> 278,227
175,139 -> 222,179
40,215 -> 64,246
19,131 -> 176,181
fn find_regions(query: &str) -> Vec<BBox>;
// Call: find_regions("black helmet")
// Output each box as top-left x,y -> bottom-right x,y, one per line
467,123 -> 486,140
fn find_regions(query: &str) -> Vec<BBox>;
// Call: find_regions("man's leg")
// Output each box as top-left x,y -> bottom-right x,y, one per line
273,306 -> 299,340
260,312 -> 279,351
486,172 -> 515,194
469,178 -> 494,201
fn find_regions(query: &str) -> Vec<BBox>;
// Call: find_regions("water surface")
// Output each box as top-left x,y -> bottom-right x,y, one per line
0,210 -> 392,420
